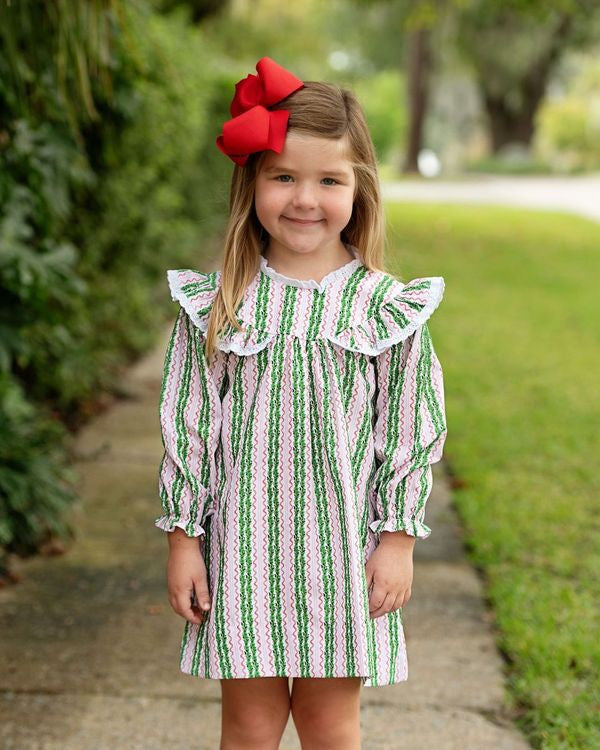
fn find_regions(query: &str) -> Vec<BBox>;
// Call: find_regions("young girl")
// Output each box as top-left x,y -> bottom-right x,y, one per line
155,56 -> 447,749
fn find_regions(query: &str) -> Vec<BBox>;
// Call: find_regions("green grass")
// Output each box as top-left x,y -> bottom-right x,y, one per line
384,202 -> 600,749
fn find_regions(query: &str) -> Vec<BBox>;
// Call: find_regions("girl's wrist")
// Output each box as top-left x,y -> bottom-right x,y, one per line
167,527 -> 203,549
380,530 -> 416,547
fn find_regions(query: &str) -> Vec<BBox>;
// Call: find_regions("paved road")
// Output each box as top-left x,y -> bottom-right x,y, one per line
381,172 -> 600,224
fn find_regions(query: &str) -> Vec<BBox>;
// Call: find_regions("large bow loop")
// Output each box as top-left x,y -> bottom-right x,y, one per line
216,56 -> 304,166
216,108 -> 290,166
230,57 -> 305,116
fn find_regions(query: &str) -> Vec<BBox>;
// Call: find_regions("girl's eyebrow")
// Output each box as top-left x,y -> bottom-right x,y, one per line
264,166 -> 351,177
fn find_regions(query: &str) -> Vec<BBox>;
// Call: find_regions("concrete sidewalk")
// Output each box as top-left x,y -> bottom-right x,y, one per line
381,172 -> 600,224
0,318 -> 531,749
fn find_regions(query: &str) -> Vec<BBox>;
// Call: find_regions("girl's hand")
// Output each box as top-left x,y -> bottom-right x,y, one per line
365,531 -> 414,619
166,530 -> 211,625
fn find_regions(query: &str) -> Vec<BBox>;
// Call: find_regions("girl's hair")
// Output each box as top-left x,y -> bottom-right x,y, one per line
203,80 -> 386,363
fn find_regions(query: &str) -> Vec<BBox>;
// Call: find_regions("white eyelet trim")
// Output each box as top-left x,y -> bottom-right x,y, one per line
167,268 -> 219,333
259,243 -> 362,292
324,276 -> 445,356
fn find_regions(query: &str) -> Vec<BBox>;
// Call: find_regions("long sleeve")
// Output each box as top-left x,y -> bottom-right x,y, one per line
155,305 -> 224,537
369,321 -> 447,539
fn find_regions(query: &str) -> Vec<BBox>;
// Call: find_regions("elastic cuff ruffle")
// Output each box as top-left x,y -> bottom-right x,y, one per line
369,518 -> 432,539
154,514 -> 206,537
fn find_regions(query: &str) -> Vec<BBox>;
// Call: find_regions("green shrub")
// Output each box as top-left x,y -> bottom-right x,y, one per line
534,55 -> 600,172
354,70 -> 407,164
0,1 -> 232,558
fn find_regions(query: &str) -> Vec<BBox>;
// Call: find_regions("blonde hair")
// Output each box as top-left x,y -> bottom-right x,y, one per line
203,80 -> 386,363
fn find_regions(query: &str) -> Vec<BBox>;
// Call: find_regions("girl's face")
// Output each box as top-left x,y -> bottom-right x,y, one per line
254,132 -> 356,258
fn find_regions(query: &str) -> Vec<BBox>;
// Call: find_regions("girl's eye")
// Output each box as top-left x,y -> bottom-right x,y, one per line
274,175 -> 339,185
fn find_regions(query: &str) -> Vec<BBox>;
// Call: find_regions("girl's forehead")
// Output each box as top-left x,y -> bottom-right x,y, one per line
261,133 -> 353,170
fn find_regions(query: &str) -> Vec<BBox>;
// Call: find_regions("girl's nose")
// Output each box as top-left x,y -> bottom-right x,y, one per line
291,183 -> 318,209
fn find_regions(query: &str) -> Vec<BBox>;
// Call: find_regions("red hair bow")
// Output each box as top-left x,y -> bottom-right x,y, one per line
216,56 -> 305,166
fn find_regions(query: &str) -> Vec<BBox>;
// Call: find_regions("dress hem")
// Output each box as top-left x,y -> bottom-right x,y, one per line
179,667 -> 408,687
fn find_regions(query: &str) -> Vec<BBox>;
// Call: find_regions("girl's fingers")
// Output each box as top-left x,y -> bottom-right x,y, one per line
188,601 -> 208,625
369,590 -> 394,619
171,590 -> 208,624
192,581 -> 212,611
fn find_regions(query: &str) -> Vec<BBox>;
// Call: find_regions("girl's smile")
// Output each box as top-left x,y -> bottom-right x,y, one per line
283,216 -> 324,225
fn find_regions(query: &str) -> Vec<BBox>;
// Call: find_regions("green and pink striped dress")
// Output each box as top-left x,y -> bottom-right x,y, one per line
155,242 -> 447,687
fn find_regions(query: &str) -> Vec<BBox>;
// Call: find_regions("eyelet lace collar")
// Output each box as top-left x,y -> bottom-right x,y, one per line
259,243 -> 362,292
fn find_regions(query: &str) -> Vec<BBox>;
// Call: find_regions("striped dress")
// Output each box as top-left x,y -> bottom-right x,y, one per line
155,242 -> 447,687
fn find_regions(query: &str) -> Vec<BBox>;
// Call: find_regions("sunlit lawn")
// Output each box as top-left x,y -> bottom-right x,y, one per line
385,201 -> 600,749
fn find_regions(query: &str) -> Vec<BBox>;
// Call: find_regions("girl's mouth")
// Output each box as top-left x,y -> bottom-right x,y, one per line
284,217 -> 323,225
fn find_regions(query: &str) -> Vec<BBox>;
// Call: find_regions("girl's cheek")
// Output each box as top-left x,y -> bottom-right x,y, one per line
259,184 -> 280,200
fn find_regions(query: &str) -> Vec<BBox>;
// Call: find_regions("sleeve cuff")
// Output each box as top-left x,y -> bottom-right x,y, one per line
369,518 -> 432,539
154,514 -> 206,537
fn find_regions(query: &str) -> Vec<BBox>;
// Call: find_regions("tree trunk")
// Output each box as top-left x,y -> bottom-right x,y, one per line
480,13 -> 573,152
403,27 -> 432,174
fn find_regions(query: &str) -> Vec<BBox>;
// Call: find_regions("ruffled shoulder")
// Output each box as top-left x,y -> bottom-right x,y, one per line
325,275 -> 445,356
167,268 -> 276,355
216,320 -> 277,356
167,268 -> 220,333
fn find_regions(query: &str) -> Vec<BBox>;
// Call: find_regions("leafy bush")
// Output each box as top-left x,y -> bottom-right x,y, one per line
0,1 -> 232,560
354,70 -> 407,164
533,54 -> 600,172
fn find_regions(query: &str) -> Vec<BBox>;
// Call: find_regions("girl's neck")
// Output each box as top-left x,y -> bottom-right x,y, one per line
262,240 -> 355,284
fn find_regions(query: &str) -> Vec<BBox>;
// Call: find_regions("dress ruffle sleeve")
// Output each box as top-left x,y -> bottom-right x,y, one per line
166,268 -> 220,333
167,268 -> 275,355
326,276 -> 445,356
367,277 -> 447,539
155,271 -> 226,537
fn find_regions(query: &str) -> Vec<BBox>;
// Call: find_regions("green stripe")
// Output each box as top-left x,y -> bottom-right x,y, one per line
387,610 -> 400,683
204,522 -> 213,676
238,359 -> 260,675
420,323 -> 445,434
402,324 -> 437,534
266,321 -> 288,673
306,343 -> 336,675
350,355 -> 374,490
317,340 -> 356,674
307,290 -> 326,339
292,337 -> 311,674
190,522 -> 212,675
159,309 -> 180,416
335,266 -> 368,334
377,341 -> 407,525
174,313 -> 200,532
194,327 -> 212,493
255,272 -> 271,327
214,445 -> 233,677
214,536 -> 233,676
